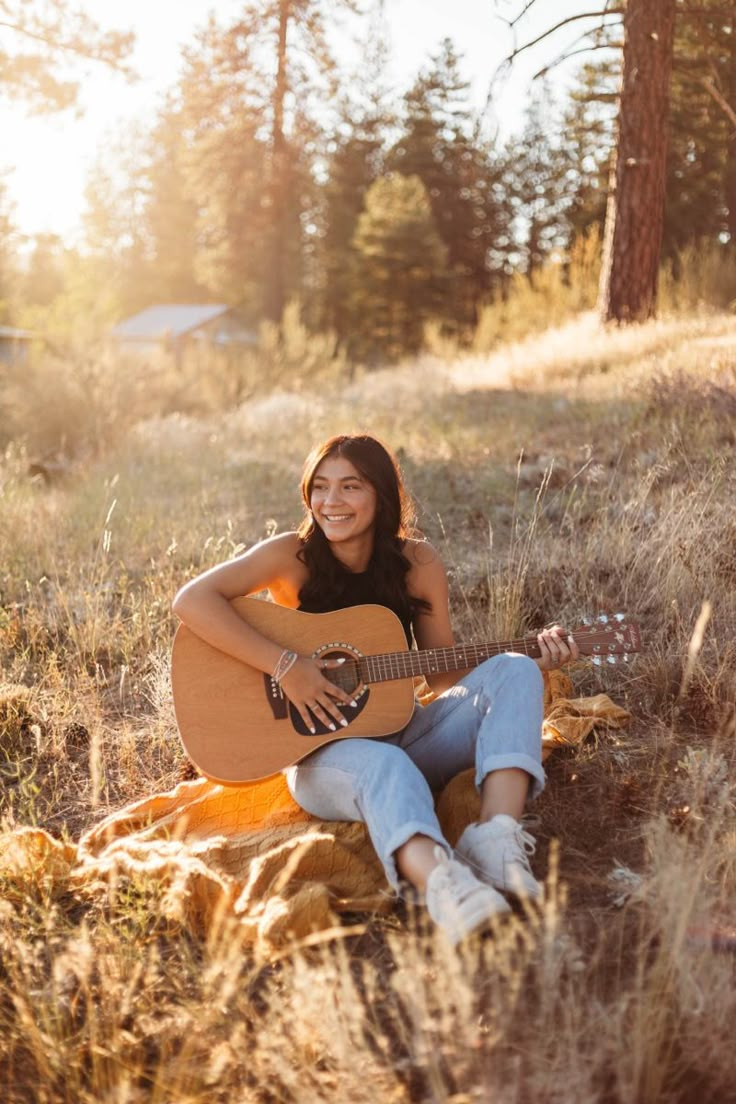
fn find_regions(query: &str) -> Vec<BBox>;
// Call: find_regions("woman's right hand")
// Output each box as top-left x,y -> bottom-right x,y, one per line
279,656 -> 355,734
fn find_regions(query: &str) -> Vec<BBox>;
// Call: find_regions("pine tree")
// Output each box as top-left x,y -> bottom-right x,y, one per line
350,174 -> 448,361
502,1 -> 682,323
502,90 -> 577,280
664,4 -> 736,257
171,16 -> 283,315
316,28 -> 394,339
169,3 -> 357,323
142,106 -> 206,304
554,6 -> 734,263
387,39 -> 509,330
318,122 -> 386,337
558,59 -> 619,249
81,127 -> 154,316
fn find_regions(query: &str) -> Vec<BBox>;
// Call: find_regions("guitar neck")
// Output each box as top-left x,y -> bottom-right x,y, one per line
358,635 -> 543,686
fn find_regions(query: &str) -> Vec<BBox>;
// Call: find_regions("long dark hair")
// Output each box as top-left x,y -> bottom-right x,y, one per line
296,435 -> 429,621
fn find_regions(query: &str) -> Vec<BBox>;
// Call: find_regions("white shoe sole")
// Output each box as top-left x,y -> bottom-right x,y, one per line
441,898 -> 512,947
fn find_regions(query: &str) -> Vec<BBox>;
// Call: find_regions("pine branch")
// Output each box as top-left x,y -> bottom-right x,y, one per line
673,52 -> 736,129
502,9 -> 624,66
700,75 -> 736,129
568,91 -> 620,104
533,40 -> 623,81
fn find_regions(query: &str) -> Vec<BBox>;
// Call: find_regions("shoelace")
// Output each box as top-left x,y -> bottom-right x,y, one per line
504,825 -> 537,870
431,848 -> 483,901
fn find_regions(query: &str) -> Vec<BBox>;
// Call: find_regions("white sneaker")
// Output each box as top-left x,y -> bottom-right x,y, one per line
425,846 -> 511,945
455,815 -> 543,901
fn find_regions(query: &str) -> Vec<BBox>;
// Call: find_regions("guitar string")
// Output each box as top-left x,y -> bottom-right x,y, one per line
322,627 -> 637,691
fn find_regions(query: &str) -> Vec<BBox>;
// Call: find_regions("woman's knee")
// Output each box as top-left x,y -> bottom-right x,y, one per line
482,651 -> 544,692
285,757 -> 363,821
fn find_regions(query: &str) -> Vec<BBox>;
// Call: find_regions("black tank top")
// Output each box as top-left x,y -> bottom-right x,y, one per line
298,570 -> 414,646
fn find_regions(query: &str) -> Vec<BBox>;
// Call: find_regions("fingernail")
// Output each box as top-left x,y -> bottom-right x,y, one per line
340,719 -> 348,727
328,723 -> 336,731
309,727 -> 315,734
350,700 -> 358,708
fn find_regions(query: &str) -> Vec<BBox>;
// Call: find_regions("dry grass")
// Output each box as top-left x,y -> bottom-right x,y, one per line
1,311 -> 736,1102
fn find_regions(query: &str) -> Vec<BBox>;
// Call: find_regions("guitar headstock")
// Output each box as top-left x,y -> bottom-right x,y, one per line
572,613 -> 642,666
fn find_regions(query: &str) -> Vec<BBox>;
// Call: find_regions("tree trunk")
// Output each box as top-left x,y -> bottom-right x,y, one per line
598,0 -> 676,323
726,12 -> 736,245
265,0 -> 289,324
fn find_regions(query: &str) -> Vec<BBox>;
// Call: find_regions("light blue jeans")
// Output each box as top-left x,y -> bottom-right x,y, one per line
285,653 -> 545,889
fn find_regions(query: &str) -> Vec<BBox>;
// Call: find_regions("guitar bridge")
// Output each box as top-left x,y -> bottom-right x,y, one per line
263,674 -> 289,720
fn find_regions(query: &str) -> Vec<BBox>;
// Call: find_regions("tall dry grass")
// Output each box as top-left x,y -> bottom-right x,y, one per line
1,309 -> 736,1102
425,233 -> 736,362
467,226 -> 603,355
0,300 -> 347,463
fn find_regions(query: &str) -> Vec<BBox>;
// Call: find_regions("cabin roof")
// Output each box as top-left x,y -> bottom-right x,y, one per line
111,304 -> 231,340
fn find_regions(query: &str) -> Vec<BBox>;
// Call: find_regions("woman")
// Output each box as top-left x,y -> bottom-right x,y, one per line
172,434 -> 578,944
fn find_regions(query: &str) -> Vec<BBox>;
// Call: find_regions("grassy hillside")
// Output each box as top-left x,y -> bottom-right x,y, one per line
1,311 -> 735,1102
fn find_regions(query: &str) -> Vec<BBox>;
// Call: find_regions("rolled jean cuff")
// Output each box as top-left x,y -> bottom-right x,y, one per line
382,820 -> 451,891
476,753 -> 546,800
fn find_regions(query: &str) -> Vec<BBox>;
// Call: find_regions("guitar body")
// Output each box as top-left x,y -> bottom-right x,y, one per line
172,597 -> 641,785
171,599 -> 416,784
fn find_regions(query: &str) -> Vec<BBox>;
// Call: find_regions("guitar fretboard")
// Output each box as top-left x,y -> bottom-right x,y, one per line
356,637 -> 542,685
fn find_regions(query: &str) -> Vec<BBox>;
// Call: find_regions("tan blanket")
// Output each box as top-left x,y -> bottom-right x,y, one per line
0,671 -> 629,956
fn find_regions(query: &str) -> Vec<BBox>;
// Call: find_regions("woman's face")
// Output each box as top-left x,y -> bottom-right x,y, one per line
310,455 -> 378,546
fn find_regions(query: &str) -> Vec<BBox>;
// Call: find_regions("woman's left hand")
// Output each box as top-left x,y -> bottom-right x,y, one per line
535,625 -> 579,671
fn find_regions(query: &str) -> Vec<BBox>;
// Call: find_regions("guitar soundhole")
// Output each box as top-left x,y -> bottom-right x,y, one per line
325,649 -> 362,689
290,648 -> 368,737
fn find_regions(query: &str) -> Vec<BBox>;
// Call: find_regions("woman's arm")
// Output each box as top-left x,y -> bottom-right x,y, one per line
172,531 -> 303,674
406,540 -> 579,692
172,532 -> 353,733
406,542 -> 461,696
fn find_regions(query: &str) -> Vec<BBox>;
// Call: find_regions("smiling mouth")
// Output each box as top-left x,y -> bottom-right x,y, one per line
323,514 -> 353,522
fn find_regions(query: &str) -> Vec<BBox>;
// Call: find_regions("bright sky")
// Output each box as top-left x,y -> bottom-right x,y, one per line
2,0 -> 607,245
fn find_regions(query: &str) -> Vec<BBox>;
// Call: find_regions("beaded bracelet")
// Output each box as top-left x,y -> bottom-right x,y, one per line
272,648 -> 298,684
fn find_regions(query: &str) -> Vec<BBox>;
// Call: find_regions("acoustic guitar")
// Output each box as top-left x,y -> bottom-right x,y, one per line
171,598 -> 641,785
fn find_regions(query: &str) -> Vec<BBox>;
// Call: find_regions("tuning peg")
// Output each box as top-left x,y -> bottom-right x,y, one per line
607,655 -> 616,665
598,614 -> 610,624
614,613 -> 625,622
591,656 -> 602,666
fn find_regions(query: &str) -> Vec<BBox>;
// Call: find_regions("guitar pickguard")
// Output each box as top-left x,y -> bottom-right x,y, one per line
262,673 -> 289,720
288,691 -> 370,736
